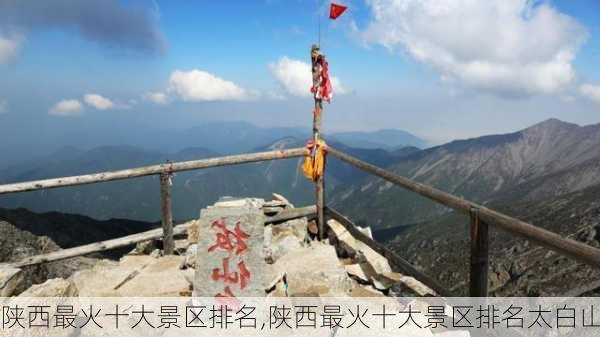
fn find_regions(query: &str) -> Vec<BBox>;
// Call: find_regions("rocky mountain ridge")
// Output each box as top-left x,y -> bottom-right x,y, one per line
333,119 -> 600,228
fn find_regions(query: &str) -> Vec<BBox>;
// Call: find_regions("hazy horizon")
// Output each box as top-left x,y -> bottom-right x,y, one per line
3,1 -> 600,159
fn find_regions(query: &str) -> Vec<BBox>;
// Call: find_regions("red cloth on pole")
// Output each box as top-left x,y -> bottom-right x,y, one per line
329,3 -> 347,19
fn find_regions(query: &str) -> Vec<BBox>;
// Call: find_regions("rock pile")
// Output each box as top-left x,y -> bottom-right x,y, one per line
1,195 -> 433,299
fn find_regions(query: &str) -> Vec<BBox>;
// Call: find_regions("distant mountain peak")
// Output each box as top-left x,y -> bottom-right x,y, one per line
524,118 -> 579,133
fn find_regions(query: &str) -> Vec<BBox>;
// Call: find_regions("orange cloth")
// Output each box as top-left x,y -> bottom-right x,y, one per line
302,139 -> 327,182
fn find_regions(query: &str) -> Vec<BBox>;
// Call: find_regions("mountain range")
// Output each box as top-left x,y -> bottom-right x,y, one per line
0,121 -> 426,169
4,118 -> 600,229
3,117 -> 600,295
332,118 -> 600,228
0,135 -> 417,221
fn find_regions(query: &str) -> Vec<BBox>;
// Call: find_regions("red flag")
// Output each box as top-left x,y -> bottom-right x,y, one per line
329,3 -> 347,20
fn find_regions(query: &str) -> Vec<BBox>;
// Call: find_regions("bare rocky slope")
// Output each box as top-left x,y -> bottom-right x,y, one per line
387,183 -> 600,296
333,119 -> 600,229
0,220 -> 96,294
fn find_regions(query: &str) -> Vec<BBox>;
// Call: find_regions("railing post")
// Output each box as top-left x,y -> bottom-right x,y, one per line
311,44 -> 325,240
469,207 -> 489,297
160,172 -> 174,255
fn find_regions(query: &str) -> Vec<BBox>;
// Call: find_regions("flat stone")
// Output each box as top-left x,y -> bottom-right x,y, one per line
328,219 -> 392,275
0,266 -> 23,297
116,255 -> 190,297
19,278 -> 78,297
194,200 -> 266,297
213,197 -> 265,209
71,255 -> 173,296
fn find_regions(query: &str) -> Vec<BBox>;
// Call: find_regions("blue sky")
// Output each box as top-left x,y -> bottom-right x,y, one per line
1,0 -> 600,148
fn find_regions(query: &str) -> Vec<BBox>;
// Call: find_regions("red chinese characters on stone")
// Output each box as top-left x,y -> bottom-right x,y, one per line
208,218 -> 250,256
208,217 -> 253,303
211,258 -> 251,290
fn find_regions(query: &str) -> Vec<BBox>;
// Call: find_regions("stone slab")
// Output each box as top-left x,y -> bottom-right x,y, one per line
194,199 -> 266,298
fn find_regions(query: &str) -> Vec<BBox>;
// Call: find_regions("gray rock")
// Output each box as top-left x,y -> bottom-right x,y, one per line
184,244 -> 198,269
345,264 -> 370,283
265,217 -> 308,263
194,199 -> 266,297
0,266 -> 23,297
266,243 -> 352,297
19,278 -> 78,297
130,239 -> 160,255
149,249 -> 162,258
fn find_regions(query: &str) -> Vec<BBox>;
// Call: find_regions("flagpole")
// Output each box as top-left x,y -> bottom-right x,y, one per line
318,0 -> 322,48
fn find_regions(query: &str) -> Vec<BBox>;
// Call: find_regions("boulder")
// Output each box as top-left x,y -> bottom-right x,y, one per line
328,219 -> 392,275
194,199 -> 266,297
266,243 -> 353,297
265,217 -> 308,263
19,278 -> 78,297
0,266 -> 23,296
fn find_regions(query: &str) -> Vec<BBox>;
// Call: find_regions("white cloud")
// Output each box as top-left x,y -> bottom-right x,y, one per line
167,69 -> 250,102
0,33 -> 22,64
143,91 -> 169,105
49,99 -> 83,117
580,84 -> 600,104
269,56 -> 349,98
0,99 -> 7,113
361,0 -> 586,96
83,93 -> 115,110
